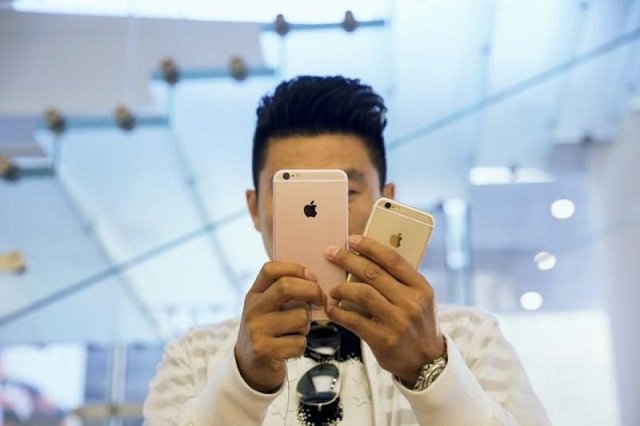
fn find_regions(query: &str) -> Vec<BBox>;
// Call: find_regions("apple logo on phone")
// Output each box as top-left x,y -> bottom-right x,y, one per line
389,232 -> 403,248
304,200 -> 318,218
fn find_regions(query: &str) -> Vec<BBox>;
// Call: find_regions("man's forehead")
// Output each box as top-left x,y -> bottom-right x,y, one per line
258,134 -> 377,186
264,133 -> 368,158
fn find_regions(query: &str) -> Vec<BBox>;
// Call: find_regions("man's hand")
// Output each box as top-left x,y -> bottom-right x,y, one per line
324,235 -> 445,387
235,261 -> 324,393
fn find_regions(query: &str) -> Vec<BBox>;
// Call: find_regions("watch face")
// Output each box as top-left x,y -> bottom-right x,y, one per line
412,337 -> 448,391
414,358 -> 448,391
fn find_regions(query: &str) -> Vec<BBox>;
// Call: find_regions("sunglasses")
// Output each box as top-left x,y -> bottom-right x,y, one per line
296,322 -> 342,409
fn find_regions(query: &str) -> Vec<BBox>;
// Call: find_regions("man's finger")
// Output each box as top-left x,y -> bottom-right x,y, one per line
269,335 -> 308,360
347,235 -> 426,288
325,245 -> 404,304
250,261 -> 316,293
331,282 -> 397,322
259,276 -> 325,312
325,303 -> 389,349
250,308 -> 311,337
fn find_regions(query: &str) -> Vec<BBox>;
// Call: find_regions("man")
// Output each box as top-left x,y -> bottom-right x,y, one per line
143,76 -> 550,425
0,356 -> 66,425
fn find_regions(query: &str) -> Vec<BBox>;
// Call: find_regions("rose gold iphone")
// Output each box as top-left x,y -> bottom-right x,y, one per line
273,169 -> 348,320
341,197 -> 435,316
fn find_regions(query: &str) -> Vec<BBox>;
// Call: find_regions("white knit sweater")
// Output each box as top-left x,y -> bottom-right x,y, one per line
143,305 -> 550,425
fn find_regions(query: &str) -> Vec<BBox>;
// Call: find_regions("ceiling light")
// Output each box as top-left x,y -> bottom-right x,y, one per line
114,105 -> 136,131
0,155 -> 20,181
551,199 -> 575,219
273,14 -> 290,36
342,10 -> 357,32
469,167 -> 553,185
229,56 -> 248,81
43,107 -> 67,135
534,251 -> 556,270
160,58 -> 180,85
0,251 -> 27,273
442,198 -> 467,216
520,292 -> 543,311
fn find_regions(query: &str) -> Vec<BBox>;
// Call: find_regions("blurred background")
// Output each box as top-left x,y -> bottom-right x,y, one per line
1,0 -> 639,424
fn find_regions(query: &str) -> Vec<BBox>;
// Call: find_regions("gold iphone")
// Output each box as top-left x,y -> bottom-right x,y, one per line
341,197 -> 435,316
272,169 -> 349,320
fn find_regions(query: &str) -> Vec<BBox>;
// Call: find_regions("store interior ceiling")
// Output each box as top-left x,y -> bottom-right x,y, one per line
1,0 -> 639,344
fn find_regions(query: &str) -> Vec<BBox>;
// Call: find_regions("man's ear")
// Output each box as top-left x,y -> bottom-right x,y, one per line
245,189 -> 260,231
382,182 -> 396,199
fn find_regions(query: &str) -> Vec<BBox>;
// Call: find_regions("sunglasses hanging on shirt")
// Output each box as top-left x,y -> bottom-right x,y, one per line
297,322 -> 342,409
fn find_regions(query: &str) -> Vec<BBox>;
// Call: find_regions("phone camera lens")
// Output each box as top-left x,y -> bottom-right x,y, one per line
283,172 -> 290,180
384,202 -> 392,209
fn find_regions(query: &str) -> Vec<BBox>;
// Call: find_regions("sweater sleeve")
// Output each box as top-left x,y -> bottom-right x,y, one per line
143,324 -> 281,426
190,352 -> 283,425
393,310 -> 551,426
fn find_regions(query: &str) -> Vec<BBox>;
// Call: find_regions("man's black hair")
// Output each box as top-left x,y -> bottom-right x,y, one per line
252,75 -> 387,191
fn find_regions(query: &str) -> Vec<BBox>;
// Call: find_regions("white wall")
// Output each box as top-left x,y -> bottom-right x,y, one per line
588,104 -> 640,426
